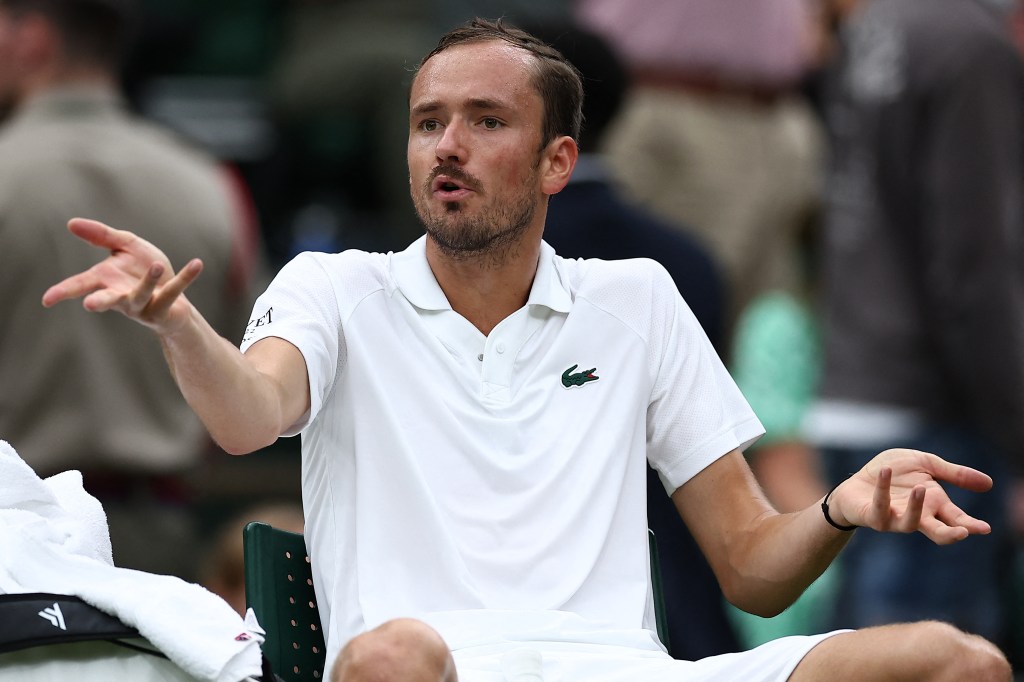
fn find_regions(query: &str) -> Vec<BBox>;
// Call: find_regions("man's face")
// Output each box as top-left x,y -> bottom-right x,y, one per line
408,39 -> 548,260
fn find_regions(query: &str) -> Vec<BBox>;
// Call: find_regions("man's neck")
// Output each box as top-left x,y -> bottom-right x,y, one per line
425,228 -> 544,337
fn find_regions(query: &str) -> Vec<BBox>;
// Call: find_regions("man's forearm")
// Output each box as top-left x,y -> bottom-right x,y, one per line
724,501 -> 852,617
159,303 -> 288,455
676,451 -> 854,617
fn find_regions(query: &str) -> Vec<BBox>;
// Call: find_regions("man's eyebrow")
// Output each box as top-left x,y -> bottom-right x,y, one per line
410,101 -> 444,118
464,97 -> 512,113
410,97 -> 513,118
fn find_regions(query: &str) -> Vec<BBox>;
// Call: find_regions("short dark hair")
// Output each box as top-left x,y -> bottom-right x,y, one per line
415,18 -> 584,147
522,21 -> 629,154
0,0 -> 134,71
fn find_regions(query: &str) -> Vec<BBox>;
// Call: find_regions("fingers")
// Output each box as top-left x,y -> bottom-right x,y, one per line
66,217 -> 135,251
43,219 -> 151,308
97,259 -> 201,320
897,485 -> 925,532
919,518 -> 970,545
934,501 -> 992,537
864,460 -> 991,545
919,451 -> 994,493
82,261 -> 166,314
44,218 -> 196,316
147,259 -> 203,319
904,486 -> 991,545
869,466 -> 893,525
43,271 -> 101,307
125,262 -> 166,313
870,471 -> 926,533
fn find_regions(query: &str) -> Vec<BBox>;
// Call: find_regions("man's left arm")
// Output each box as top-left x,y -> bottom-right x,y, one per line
673,448 -> 993,617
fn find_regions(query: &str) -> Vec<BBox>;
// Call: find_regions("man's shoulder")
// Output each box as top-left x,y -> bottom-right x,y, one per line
557,253 -> 676,316
284,248 -> 389,274
277,248 -> 391,301
558,252 -> 673,285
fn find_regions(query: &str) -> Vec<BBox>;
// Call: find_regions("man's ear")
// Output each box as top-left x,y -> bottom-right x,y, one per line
540,135 -> 578,197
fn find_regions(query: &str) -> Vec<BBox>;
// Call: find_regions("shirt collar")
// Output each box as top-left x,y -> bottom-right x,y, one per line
390,235 -> 572,314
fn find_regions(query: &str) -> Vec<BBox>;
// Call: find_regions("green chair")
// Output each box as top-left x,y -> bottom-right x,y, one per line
243,522 -> 671,681
244,522 -> 325,681
647,528 -> 671,651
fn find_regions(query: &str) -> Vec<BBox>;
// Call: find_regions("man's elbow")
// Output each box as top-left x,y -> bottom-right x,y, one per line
211,426 -> 281,456
721,579 -> 798,619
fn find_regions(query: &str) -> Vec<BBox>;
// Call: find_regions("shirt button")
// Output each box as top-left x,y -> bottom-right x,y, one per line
496,342 -> 505,354
477,353 -> 484,361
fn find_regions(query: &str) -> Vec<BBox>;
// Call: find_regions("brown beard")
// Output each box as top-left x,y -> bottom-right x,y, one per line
413,164 -> 539,265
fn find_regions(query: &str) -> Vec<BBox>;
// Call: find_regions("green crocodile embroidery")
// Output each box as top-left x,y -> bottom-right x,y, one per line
561,364 -> 599,388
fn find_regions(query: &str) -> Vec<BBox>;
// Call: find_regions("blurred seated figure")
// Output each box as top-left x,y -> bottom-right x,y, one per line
0,0 -> 263,581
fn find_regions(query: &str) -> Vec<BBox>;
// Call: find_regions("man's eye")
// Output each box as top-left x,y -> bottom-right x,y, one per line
482,118 -> 501,129
421,120 -> 439,132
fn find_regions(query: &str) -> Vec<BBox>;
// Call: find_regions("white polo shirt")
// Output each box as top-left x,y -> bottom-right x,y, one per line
240,236 -> 763,673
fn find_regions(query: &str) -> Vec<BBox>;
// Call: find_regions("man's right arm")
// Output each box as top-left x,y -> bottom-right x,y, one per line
43,218 -> 308,455
159,311 -> 309,455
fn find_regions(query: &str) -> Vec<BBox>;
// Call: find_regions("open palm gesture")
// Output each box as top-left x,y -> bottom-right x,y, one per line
832,448 -> 993,545
42,218 -> 203,335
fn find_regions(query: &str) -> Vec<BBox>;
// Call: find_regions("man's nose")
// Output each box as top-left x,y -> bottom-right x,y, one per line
435,120 -> 467,163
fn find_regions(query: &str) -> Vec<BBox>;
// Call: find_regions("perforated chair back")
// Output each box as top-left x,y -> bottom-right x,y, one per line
243,521 -> 326,681
244,523 -> 672,680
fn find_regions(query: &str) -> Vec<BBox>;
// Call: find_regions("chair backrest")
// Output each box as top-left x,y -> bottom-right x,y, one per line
243,521 -> 325,681
647,528 -> 671,652
244,522 -> 671,680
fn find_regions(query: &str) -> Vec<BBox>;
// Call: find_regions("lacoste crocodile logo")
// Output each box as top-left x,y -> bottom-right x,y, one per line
561,364 -> 599,388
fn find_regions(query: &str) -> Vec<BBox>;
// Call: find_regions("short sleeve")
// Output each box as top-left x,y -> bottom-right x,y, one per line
240,252 -> 345,435
643,264 -> 765,494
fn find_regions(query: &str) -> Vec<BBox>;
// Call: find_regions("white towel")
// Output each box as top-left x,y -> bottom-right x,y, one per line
0,440 -> 112,564
0,440 -> 263,682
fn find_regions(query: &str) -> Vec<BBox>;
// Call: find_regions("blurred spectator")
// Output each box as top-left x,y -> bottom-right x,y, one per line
575,0 -> 826,346
267,0 -> 436,255
200,501 -> 304,616
731,219 -> 827,517
805,0 -> 1024,652
0,0 -> 263,580
124,0 -> 288,265
530,20 -> 738,660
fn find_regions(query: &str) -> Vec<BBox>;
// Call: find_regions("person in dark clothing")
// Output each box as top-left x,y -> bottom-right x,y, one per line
806,0 -> 1024,651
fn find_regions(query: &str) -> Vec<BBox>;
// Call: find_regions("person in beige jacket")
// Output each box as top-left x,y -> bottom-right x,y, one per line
0,0 -> 262,580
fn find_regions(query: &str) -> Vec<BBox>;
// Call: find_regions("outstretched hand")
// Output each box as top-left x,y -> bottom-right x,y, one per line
830,448 -> 993,545
42,218 -> 203,335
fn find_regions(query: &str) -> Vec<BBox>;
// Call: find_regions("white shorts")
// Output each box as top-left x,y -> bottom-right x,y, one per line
452,631 -> 850,682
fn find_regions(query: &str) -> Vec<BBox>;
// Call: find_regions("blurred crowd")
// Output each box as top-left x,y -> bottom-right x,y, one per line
2,0 -> 1023,673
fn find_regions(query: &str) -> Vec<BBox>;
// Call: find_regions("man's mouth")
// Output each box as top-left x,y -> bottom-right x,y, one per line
429,167 -> 479,200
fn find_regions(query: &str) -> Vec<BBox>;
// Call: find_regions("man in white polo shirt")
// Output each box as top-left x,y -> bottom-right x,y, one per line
44,17 -> 1010,682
